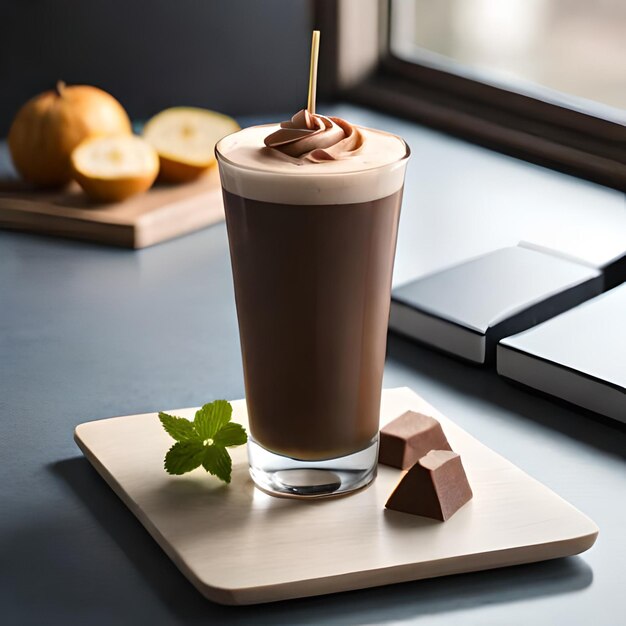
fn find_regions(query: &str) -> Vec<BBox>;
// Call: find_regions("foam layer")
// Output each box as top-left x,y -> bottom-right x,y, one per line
216,124 -> 409,205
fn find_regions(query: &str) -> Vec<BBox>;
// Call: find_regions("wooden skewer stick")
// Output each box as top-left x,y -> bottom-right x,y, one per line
307,30 -> 320,116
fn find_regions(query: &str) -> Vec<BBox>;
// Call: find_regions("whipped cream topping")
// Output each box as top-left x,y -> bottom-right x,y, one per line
264,109 -> 364,162
216,120 -> 409,204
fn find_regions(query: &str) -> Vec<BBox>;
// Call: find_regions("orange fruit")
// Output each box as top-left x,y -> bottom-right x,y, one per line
9,81 -> 131,187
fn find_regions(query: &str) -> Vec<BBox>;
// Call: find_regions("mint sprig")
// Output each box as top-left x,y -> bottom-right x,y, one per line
159,400 -> 247,483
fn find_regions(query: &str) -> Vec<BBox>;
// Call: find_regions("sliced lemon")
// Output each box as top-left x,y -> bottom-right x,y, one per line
143,107 -> 239,182
71,135 -> 159,202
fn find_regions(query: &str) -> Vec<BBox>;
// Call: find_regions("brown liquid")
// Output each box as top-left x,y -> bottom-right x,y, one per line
223,188 -> 403,461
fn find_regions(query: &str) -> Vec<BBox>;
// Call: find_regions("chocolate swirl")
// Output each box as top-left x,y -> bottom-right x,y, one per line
264,109 -> 364,162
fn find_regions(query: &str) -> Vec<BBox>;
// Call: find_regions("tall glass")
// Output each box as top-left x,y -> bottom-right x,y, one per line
216,127 -> 409,497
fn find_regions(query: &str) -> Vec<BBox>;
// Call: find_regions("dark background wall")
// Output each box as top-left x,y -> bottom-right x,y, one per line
0,0 -> 313,135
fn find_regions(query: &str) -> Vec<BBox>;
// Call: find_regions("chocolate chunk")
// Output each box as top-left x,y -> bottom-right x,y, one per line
385,450 -> 473,521
378,410 -> 451,469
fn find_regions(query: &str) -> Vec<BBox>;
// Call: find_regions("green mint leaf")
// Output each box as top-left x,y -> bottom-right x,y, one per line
159,400 -> 247,484
164,441 -> 206,475
194,400 -> 232,440
202,445 -> 233,483
158,412 -> 199,442
214,422 -> 247,447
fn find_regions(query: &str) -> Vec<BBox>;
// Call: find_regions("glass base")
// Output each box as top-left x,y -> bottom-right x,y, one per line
248,437 -> 379,499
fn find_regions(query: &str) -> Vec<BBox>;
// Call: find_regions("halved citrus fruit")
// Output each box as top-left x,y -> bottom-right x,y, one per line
71,135 -> 159,202
143,107 -> 239,182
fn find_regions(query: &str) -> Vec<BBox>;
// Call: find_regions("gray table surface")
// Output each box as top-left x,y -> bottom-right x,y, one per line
1,105 -> 625,625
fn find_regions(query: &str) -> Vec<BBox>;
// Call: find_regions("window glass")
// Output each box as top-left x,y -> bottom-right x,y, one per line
390,0 -> 626,116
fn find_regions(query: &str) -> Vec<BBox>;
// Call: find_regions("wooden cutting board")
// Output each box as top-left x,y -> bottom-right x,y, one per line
74,387 -> 598,605
0,166 -> 224,248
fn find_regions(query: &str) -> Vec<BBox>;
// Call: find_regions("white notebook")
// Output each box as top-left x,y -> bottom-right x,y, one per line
389,244 -> 603,365
498,284 -> 626,423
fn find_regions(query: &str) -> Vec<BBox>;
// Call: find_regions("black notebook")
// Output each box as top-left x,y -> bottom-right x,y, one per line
498,284 -> 626,423
389,244 -> 603,365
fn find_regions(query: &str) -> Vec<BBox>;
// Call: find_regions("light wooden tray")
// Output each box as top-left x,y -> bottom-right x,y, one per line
74,387 -> 598,605
0,167 -> 223,248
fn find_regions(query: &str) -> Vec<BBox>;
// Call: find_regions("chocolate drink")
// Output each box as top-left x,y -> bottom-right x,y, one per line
217,111 -> 409,465
223,188 -> 403,460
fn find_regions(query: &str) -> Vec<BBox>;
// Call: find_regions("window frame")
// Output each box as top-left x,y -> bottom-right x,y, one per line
314,0 -> 626,191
